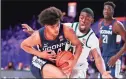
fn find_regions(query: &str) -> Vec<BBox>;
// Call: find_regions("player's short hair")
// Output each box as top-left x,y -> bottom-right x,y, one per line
104,1 -> 116,9
81,8 -> 94,18
38,7 -> 62,26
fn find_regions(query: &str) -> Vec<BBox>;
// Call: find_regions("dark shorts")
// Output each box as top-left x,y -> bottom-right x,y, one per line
100,56 -> 121,78
30,56 -> 55,79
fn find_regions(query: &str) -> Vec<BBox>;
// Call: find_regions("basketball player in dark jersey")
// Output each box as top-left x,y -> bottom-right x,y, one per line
99,1 -> 126,78
21,7 -> 82,78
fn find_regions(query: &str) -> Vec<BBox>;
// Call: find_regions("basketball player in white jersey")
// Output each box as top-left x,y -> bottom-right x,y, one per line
63,8 -> 112,78
22,8 -> 112,78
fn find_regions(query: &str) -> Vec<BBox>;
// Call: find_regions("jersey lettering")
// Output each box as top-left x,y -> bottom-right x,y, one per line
102,35 -> 108,43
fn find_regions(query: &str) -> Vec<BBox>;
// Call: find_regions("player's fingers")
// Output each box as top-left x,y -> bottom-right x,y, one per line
107,71 -> 111,73
107,61 -> 111,67
22,24 -> 28,28
46,50 -> 52,53
108,62 -> 114,67
62,64 -> 70,70
48,55 -> 56,58
51,51 -> 56,55
49,58 -> 56,61
22,24 -> 32,30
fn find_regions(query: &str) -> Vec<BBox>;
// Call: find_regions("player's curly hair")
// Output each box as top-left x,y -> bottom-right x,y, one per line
104,1 -> 116,9
38,7 -> 62,26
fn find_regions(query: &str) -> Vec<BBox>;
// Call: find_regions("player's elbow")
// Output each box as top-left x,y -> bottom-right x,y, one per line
20,41 -> 24,49
92,49 -> 102,61
20,40 -> 27,51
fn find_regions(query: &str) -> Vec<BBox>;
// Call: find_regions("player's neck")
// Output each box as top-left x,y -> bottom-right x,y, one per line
104,17 -> 113,21
44,29 -> 57,40
104,17 -> 114,25
80,28 -> 90,34
84,28 -> 90,34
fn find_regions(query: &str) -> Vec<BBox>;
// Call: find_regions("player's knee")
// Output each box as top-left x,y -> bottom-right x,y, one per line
42,64 -> 67,78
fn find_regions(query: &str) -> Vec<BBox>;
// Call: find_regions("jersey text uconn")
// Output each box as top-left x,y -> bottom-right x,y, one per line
42,42 -> 66,51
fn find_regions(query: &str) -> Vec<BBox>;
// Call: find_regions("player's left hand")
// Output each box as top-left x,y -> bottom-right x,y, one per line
108,55 -> 118,67
102,71 -> 113,78
22,24 -> 34,35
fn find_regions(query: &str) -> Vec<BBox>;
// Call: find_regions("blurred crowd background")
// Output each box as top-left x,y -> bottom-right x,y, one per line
1,0 -> 126,78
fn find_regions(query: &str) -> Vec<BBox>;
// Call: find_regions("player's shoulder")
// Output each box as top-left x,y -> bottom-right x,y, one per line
86,29 -> 99,48
113,19 -> 124,27
89,29 -> 99,41
112,19 -> 125,32
63,24 -> 74,34
98,19 -> 103,29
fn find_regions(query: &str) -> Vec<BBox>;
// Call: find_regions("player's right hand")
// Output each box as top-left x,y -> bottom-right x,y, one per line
22,24 -> 34,35
39,50 -> 57,62
102,71 -> 113,78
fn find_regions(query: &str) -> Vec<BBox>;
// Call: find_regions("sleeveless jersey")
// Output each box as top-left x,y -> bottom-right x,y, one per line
65,22 -> 100,70
100,19 -> 120,57
32,24 -> 68,69
38,24 -> 67,53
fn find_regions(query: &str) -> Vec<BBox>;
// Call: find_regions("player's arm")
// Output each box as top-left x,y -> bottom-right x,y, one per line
20,31 -> 55,60
21,23 -> 73,35
21,31 -> 42,56
89,35 -> 112,78
99,37 -> 102,48
22,24 -> 36,35
107,21 -> 126,67
114,21 -> 126,57
89,35 -> 106,74
63,25 -> 82,71
98,21 -> 102,47
64,25 -> 82,62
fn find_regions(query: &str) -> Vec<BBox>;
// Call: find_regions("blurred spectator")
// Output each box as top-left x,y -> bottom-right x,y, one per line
16,62 -> 24,70
5,62 -> 15,70
61,12 -> 74,23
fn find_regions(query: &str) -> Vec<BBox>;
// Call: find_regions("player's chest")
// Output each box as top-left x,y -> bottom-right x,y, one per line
79,37 -> 88,47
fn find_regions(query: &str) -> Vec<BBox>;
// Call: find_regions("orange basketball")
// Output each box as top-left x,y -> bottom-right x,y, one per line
56,51 -> 74,69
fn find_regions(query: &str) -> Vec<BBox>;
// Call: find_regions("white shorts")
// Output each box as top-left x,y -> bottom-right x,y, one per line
70,68 -> 87,78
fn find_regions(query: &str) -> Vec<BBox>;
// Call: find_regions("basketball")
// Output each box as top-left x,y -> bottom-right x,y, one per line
56,51 -> 74,68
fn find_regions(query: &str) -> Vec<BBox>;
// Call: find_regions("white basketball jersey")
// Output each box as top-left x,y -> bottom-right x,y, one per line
64,22 -> 100,70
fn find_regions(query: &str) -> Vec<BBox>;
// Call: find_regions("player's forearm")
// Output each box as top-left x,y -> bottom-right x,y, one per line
95,55 -> 106,75
21,43 -> 41,57
29,30 -> 35,35
74,43 -> 82,62
99,38 -> 102,48
116,43 -> 126,58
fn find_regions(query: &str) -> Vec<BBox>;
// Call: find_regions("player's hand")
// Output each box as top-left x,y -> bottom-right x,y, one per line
108,55 -> 118,67
22,24 -> 34,35
62,59 -> 75,76
39,50 -> 57,62
102,71 -> 113,78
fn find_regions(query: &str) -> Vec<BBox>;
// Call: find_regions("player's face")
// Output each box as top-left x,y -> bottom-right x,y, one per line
46,21 -> 60,37
79,12 -> 93,32
103,5 -> 114,19
8,62 -> 13,66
